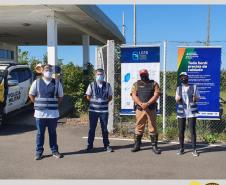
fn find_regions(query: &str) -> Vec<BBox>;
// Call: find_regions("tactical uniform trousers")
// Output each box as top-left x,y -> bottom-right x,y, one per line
135,108 -> 158,136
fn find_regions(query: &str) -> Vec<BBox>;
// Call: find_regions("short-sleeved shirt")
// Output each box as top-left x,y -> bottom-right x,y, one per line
29,78 -> 64,118
131,80 -> 160,96
175,84 -> 200,118
86,81 -> 113,96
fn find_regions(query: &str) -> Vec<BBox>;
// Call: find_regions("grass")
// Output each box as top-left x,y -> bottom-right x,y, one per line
221,91 -> 226,112
113,89 -> 226,143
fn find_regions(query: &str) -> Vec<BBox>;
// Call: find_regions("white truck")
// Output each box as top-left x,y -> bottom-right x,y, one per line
0,61 -> 33,126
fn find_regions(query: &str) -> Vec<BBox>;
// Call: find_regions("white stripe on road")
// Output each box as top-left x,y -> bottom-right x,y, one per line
82,136 -> 150,142
82,136 -> 226,147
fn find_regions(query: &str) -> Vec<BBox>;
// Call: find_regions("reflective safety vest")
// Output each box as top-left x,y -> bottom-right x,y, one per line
34,78 -> 59,110
89,81 -> 110,113
135,80 -> 156,110
176,85 -> 198,117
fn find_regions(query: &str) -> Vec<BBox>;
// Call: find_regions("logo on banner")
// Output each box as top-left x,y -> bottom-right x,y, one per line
132,51 -> 139,61
132,50 -> 149,61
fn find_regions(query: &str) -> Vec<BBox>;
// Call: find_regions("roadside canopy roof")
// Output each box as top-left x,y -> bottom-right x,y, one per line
0,4 -> 125,45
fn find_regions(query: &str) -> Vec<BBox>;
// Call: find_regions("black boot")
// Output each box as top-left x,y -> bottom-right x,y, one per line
150,134 -> 161,154
131,135 -> 142,152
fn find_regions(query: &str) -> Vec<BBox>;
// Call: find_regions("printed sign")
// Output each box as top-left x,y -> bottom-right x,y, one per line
178,47 -> 221,119
121,46 -> 160,115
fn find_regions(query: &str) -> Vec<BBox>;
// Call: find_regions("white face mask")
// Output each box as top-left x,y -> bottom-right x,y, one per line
43,71 -> 52,79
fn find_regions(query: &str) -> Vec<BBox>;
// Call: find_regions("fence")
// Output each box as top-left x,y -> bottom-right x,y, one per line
113,41 -> 226,143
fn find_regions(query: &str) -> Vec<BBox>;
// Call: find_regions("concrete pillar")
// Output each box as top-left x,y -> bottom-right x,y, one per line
47,13 -> 58,67
106,40 -> 115,132
95,46 -> 104,70
82,35 -> 90,70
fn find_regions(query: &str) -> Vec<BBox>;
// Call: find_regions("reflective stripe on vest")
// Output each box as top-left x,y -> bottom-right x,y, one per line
34,78 -> 59,110
176,85 -> 198,116
89,81 -> 109,112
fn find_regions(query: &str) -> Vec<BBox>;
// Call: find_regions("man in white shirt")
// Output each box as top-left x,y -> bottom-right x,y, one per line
29,64 -> 64,160
85,68 -> 113,152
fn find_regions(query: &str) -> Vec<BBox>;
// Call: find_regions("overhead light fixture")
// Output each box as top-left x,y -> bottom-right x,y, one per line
22,23 -> 31,27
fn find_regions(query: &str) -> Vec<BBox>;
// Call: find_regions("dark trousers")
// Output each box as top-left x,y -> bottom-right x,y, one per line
88,111 -> 110,148
178,117 -> 197,150
35,118 -> 58,154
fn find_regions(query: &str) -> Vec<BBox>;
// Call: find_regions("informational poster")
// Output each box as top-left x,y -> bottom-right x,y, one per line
178,47 -> 221,119
120,46 -> 160,115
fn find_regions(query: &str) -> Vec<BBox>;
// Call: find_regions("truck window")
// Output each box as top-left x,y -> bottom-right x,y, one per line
8,69 -> 19,81
17,68 -> 31,83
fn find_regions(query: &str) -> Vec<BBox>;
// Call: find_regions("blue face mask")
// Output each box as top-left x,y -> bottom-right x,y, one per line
96,74 -> 104,82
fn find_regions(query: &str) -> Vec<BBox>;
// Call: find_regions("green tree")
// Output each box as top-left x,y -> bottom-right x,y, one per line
29,57 -> 42,72
42,53 -> 64,66
18,49 -> 30,64
43,54 -> 48,65
62,62 -> 94,115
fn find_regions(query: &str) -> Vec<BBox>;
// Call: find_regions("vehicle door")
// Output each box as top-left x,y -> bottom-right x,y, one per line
5,68 -> 20,113
17,68 -> 32,107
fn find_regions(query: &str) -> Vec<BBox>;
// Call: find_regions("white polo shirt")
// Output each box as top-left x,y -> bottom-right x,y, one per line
29,78 -> 64,119
175,84 -> 200,118
85,81 -> 113,96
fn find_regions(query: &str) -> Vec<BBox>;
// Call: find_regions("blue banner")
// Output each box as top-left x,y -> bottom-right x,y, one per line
178,47 -> 221,119
121,46 -> 160,63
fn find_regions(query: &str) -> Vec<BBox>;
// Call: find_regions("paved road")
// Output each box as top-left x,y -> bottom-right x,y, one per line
0,112 -> 226,179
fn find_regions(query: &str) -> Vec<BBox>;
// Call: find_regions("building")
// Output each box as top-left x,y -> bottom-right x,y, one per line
0,2 -> 126,130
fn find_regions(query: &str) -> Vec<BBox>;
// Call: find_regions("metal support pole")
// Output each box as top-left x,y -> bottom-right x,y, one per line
206,5 -> 211,46
133,2 -> 136,46
122,11 -> 125,37
107,40 -> 115,132
163,40 -> 167,136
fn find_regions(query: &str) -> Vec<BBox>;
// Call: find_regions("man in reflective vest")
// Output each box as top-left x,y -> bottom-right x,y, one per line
131,69 -> 161,154
85,68 -> 113,152
29,64 -> 64,160
175,72 -> 200,157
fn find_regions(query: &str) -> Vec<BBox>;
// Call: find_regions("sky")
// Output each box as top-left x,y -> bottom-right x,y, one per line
20,5 -> 226,71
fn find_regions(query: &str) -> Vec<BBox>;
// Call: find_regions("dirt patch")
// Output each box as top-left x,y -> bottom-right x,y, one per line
65,118 -> 88,125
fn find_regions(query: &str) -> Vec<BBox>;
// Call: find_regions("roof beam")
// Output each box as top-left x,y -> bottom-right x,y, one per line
54,11 -> 107,44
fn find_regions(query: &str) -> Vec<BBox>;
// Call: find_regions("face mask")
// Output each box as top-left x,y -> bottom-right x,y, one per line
181,78 -> 188,84
141,75 -> 149,82
43,71 -> 52,79
96,74 -> 104,82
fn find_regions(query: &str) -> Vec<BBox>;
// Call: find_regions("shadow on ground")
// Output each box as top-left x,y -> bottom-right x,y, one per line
62,141 -> 226,156
0,124 -> 36,136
